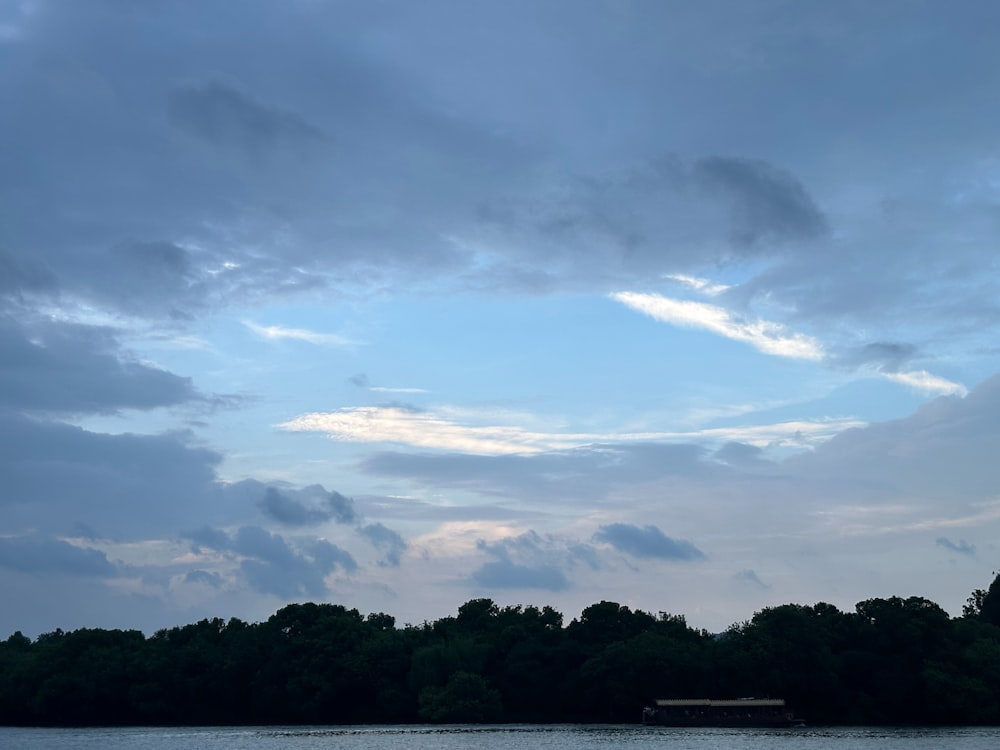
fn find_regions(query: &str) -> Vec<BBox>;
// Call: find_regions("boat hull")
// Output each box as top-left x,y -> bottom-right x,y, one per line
642,701 -> 804,728
643,716 -> 804,728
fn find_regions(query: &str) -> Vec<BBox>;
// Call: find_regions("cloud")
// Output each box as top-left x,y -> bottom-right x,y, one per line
2,0 -> 1000,638
356,433 -> 866,507
666,274 -> 731,297
832,343 -> 967,396
283,405 -> 854,456
713,441 -> 768,467
348,373 -> 371,388
836,342 -> 920,372
184,526 -> 233,554
0,252 -> 57,298
611,292 -> 825,361
467,530 -> 584,592
184,569 -> 224,587
344,374 -> 426,394
881,370 -> 967,397
783,374 -> 1000,527
280,406 -> 565,455
593,523 -> 706,562
259,485 -> 357,526
243,321 -> 357,347
0,534 -> 117,577
307,539 -> 359,575
167,81 -> 331,158
935,537 -> 976,558
360,523 -> 408,567
359,443 -> 706,506
614,291 -> 965,396
0,318 -> 203,414
235,526 -> 355,597
186,524 -> 356,599
0,410 -> 224,538
692,156 -> 828,246
734,569 -> 770,589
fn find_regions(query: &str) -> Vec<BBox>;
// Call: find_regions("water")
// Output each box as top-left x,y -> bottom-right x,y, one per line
1,725 -> 998,750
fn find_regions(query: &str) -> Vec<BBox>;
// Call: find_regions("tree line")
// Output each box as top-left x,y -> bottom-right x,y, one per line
3,573 -> 1000,726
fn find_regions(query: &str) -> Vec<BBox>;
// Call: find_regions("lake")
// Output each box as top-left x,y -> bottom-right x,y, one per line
2,725 -> 999,750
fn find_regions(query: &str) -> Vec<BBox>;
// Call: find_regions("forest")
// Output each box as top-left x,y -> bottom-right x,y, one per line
3,573 -> 1000,727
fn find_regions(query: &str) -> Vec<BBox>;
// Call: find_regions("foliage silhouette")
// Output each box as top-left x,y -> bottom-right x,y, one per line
3,575 -> 1000,726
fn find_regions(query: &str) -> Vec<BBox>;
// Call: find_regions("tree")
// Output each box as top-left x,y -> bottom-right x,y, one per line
418,671 -> 502,722
977,572 -> 1000,627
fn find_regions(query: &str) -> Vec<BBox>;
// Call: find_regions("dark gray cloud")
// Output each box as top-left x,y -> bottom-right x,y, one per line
94,242 -> 200,320
2,0 -> 998,324
0,534 -> 116,577
692,156 -> 828,247
187,524 -> 356,599
259,485 -> 357,527
935,537 -> 976,558
347,373 -> 370,388
0,409 -> 223,538
593,523 -> 706,562
0,0 -> 844,331
0,253 -> 57,298
167,81 -> 331,158
471,154 -> 827,292
309,539 -> 359,575
467,530 -> 603,592
832,342 -> 920,373
0,318 -> 202,414
734,569 -> 770,590
236,526 -> 355,598
360,523 -> 407,567
358,443 -> 710,503
184,526 -> 234,554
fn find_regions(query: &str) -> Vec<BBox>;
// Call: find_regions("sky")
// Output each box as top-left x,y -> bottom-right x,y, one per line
3,0 -> 1000,637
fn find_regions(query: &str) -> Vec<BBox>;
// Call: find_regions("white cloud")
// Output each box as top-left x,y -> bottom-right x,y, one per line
370,386 -> 428,394
612,291 -> 825,361
665,274 -> 731,296
410,521 -> 527,558
243,321 -> 358,347
279,405 -> 862,455
280,407 -> 568,455
881,369 -> 968,397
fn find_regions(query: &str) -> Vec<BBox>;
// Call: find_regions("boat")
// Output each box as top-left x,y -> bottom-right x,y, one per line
642,698 -> 804,727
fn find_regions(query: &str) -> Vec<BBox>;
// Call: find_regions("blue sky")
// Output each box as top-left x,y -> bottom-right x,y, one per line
3,0 -> 1000,636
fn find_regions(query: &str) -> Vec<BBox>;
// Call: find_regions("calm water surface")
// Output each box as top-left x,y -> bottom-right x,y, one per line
3,725 -> 999,750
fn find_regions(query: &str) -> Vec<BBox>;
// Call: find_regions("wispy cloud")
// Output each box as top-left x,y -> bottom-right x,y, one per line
370,386 -> 428,394
881,369 -> 967,397
280,407 -> 567,455
243,321 -> 358,347
665,274 -> 731,296
612,291 -> 824,361
821,500 -> 1000,537
279,405 -> 863,455
615,292 -> 967,397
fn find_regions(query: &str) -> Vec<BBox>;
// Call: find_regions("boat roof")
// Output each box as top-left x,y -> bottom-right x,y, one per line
654,698 -> 786,707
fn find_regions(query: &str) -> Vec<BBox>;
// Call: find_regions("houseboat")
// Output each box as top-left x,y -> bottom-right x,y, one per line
642,698 -> 804,727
